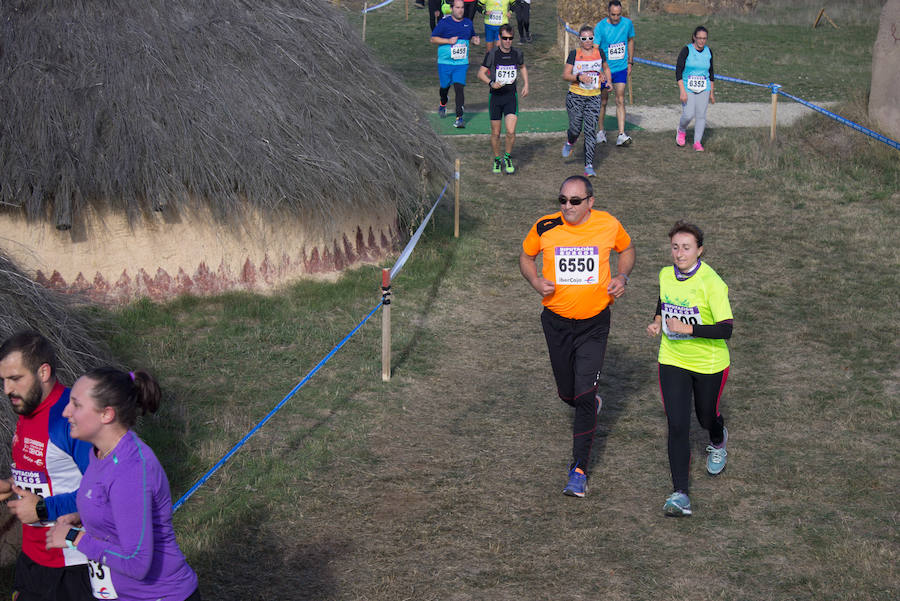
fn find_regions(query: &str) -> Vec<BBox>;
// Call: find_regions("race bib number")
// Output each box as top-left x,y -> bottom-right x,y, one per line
661,303 -> 704,340
450,42 -> 468,60
495,64 -> 517,85
486,10 -> 503,25
580,72 -> 600,90
574,59 -> 603,90
607,42 -> 626,61
554,247 -> 600,285
12,468 -> 51,526
12,468 -> 50,497
686,74 -> 707,93
88,559 -> 119,599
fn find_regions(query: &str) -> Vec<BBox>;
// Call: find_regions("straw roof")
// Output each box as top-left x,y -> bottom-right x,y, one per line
0,0 -> 451,232
0,251 -> 113,471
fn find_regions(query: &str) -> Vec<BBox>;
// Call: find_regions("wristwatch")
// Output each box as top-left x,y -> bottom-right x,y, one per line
35,496 -> 48,521
65,528 -> 80,550
619,273 -> 630,284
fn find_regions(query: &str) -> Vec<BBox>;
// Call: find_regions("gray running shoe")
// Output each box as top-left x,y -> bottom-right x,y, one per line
663,492 -> 692,517
706,427 -> 728,475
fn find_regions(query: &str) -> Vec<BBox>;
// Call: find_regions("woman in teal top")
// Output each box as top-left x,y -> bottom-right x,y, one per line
647,220 -> 733,517
675,26 -> 715,151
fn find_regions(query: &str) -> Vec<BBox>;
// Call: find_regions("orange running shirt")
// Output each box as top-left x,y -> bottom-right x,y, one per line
522,209 -> 632,319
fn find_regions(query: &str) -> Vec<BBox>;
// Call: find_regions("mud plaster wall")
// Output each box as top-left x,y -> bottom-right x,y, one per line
869,0 -> 900,141
0,202 -> 400,304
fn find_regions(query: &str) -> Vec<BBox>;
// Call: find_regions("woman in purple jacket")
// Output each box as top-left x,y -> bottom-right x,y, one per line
47,367 -> 200,601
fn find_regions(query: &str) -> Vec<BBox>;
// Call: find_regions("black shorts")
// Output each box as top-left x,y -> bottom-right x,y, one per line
14,552 -> 92,601
488,92 -> 518,121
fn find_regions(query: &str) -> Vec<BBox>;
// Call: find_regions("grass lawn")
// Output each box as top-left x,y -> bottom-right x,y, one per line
3,2 -> 896,599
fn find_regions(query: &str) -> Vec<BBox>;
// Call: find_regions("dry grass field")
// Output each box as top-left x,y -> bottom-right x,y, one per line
2,1 -> 896,599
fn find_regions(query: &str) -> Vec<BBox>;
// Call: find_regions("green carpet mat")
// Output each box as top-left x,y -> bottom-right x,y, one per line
427,110 -> 642,135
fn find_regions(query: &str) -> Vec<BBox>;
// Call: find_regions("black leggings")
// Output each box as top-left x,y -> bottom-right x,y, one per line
463,1 -> 477,22
440,82 -> 466,117
428,0 -> 443,30
514,2 -> 530,38
659,363 -> 728,493
542,308 -> 610,471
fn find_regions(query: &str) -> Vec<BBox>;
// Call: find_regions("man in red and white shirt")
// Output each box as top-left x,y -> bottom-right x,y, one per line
0,331 -> 93,601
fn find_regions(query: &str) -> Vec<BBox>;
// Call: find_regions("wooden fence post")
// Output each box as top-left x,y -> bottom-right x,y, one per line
381,268 -> 391,382
770,84 -> 781,142
454,158 -> 460,239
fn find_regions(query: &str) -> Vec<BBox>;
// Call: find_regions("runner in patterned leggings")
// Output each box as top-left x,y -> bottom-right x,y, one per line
562,25 -> 611,178
646,220 -> 733,517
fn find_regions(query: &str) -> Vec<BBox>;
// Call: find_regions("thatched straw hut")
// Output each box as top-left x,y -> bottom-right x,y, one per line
0,0 -> 451,303
0,250 -> 114,562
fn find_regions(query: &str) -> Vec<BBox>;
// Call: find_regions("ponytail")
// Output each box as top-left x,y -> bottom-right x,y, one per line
84,367 -> 161,428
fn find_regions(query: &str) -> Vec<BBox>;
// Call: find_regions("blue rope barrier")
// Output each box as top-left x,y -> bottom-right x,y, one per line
363,0 -> 396,13
632,56 -> 899,150
172,301 -> 383,512
171,178 -> 452,511
775,88 -> 900,151
389,180 -> 449,282
558,15 -> 899,150
632,57 -> 673,71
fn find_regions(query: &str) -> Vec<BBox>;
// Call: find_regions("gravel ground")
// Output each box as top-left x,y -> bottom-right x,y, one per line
622,101 -> 831,132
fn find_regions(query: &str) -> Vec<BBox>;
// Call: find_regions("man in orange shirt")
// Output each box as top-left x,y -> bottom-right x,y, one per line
519,175 -> 635,498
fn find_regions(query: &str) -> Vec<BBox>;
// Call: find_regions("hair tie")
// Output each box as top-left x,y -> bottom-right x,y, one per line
129,371 -> 135,382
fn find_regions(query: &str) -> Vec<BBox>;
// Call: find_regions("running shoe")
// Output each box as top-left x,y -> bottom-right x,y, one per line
676,129 -> 686,147
663,492 -> 692,517
616,132 -> 632,147
526,33 -> 533,43
438,104 -> 447,118
693,141 -> 705,151
596,130 -> 607,144
563,467 -> 587,498
584,165 -> 596,177
453,117 -> 465,128
562,141 -> 574,157
492,157 -> 502,174
706,427 -> 728,475
504,153 -> 515,174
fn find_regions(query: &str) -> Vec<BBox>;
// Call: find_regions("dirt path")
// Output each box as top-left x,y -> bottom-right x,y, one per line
618,101 -> 829,132
433,101 -> 831,137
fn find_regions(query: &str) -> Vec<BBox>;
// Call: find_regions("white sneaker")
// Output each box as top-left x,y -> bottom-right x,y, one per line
595,130 -> 607,144
616,132 -> 632,147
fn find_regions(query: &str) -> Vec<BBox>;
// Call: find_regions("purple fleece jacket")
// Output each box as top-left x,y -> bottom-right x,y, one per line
76,431 -> 198,601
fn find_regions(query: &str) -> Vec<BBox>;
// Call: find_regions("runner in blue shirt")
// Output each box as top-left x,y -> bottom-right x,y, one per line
593,0 -> 635,147
431,0 -> 481,128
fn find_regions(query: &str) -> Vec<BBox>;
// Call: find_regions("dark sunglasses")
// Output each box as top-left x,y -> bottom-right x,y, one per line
500,36 -> 514,40
580,36 -> 593,41
558,195 -> 590,206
